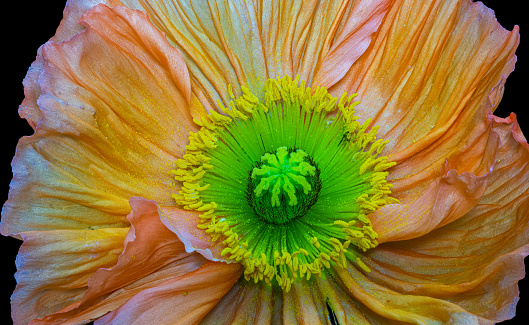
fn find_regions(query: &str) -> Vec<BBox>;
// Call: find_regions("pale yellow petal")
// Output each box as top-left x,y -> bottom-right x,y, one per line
2,4 -> 194,234
12,227 -> 128,325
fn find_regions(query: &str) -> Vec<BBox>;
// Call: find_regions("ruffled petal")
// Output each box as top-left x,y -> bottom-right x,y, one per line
114,0 -> 387,113
332,0 -> 519,242
312,0 -> 391,88
32,198 -> 206,324
11,227 -> 128,325
94,261 -> 242,324
364,113 -> 529,323
1,4 -> 194,235
117,0 -> 267,112
19,0 -> 119,129
159,207 -> 228,262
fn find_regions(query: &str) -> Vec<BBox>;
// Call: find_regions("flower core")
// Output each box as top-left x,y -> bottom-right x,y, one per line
250,147 -> 320,225
172,76 -> 398,291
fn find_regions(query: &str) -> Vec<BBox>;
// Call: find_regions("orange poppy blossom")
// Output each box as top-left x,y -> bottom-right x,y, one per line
1,0 -> 528,324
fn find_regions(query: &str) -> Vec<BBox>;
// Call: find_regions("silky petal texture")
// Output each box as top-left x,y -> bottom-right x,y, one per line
33,197 -> 207,324
201,272 -> 437,324
362,114 -> 529,324
159,207 -> 228,262
11,227 -> 128,325
1,4 -> 195,235
331,0 -> 519,242
113,0 -> 389,115
200,281 -> 282,324
333,261 -> 480,324
94,261 -> 242,324
18,0 -> 120,129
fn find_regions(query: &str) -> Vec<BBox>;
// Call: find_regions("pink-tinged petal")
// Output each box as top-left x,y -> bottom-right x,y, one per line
372,114 -> 501,242
19,0 -> 119,129
1,4 -> 194,235
32,197 -> 206,325
362,113 -> 529,323
94,261 -> 242,325
159,207 -> 228,262
53,0 -> 121,43
332,0 -> 519,242
200,281 -> 281,324
312,0 -> 391,89
11,227 -> 128,325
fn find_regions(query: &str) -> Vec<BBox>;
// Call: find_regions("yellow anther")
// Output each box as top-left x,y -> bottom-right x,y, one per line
311,237 -> 321,248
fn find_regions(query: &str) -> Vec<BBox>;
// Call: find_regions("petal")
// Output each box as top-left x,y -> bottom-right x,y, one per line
34,197 -> 206,324
312,0 -> 391,88
333,261 -> 481,324
332,0 -> 519,242
200,281 -> 281,324
159,207 -> 228,262
334,0 -> 518,153
283,280 -> 325,324
371,150 -> 496,243
94,261 -> 242,325
1,4 -> 194,234
116,0 -> 386,111
19,0 -> 118,129
11,227 -> 128,325
366,113 -> 529,323
117,0 -> 268,111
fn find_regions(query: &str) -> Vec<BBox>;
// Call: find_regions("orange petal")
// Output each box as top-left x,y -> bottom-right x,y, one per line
94,261 -> 242,324
331,0 -> 519,242
1,4 -> 194,235
371,156 -> 495,243
334,0 -> 518,153
11,227 -> 128,325
159,207 -> 228,262
362,113 -> 529,323
32,197 -> 206,324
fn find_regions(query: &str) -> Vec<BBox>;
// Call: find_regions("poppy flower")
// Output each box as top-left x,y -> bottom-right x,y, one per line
2,0 -> 528,324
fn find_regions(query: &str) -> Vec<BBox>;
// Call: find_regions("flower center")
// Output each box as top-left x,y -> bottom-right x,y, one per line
172,76 -> 398,292
249,147 -> 320,225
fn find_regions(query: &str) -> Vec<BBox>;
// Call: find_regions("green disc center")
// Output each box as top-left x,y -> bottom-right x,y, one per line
248,147 -> 321,225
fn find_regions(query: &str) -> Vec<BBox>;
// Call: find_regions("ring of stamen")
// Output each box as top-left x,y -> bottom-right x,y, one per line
172,75 -> 398,292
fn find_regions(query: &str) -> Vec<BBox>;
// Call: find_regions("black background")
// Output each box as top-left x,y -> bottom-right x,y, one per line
1,1 -> 527,324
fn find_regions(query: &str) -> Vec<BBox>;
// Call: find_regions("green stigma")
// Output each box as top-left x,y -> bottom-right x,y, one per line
171,75 -> 399,292
249,147 -> 320,224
